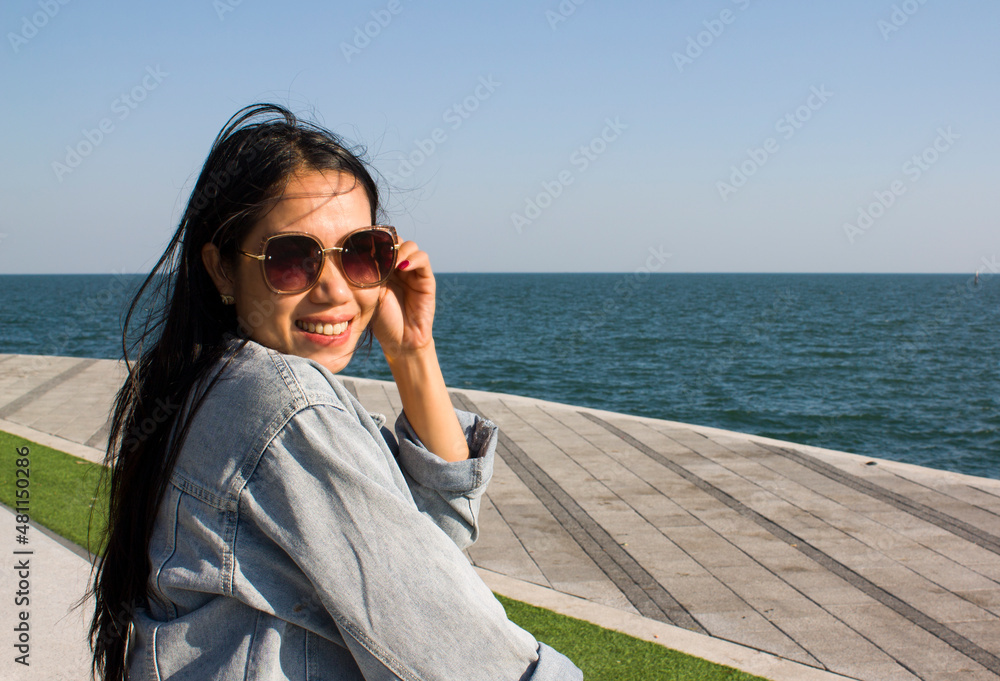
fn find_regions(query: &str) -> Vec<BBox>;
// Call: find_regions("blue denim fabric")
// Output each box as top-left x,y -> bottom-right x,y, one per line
128,340 -> 582,680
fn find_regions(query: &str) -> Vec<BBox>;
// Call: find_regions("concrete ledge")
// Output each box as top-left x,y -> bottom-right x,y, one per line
0,418 -> 105,465
476,567 -> 857,681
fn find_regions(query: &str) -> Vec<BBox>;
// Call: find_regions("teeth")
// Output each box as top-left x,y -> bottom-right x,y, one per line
297,320 -> 349,336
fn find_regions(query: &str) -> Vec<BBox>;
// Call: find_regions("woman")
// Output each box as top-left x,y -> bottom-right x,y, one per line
90,103 -> 582,680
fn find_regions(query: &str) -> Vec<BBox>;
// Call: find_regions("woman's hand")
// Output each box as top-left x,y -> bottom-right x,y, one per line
369,239 -> 469,462
371,240 -> 436,362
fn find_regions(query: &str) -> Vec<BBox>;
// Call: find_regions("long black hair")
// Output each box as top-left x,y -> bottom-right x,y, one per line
88,103 -> 382,680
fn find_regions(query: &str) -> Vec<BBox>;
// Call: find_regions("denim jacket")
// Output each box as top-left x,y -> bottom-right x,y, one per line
128,340 -> 582,680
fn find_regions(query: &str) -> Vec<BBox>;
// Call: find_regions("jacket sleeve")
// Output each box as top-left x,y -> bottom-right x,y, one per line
234,403 -> 582,681
390,408 -> 495,549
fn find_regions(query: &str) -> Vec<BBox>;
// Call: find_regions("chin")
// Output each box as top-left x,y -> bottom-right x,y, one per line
316,345 -> 360,375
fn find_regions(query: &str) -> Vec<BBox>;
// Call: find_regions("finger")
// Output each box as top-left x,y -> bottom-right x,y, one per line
393,244 -> 433,280
395,241 -> 425,268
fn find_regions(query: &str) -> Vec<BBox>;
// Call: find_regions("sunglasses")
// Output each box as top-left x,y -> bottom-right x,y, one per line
238,226 -> 400,293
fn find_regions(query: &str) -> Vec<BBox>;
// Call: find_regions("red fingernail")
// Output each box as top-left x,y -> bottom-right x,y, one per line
397,260 -> 410,270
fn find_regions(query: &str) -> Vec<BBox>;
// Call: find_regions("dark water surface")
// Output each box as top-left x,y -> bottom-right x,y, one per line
2,273 -> 998,479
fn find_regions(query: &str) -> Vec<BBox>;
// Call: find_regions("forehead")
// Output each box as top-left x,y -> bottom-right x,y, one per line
255,171 -> 372,240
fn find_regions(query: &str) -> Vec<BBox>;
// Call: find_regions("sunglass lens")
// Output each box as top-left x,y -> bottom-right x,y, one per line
264,235 -> 322,292
341,230 -> 396,285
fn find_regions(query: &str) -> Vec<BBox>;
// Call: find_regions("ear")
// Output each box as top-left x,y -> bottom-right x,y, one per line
201,243 -> 235,297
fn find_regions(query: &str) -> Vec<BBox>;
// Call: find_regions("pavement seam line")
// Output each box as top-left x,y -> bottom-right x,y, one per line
470,397 -> 618,591
880,466 -> 1000,522
700,434 -> 1000,593
449,390 -> 706,633
492,398 -> 706,630
972,484 -> 1000,502
509,402 -> 708,620
84,416 -> 112,449
756,442 -> 1000,557
541,407 -> 864,670
679,433 -> 1000,628
498,430 -> 677,624
481,493 -> 553,588
581,410 -> 1000,677
0,357 -> 99,419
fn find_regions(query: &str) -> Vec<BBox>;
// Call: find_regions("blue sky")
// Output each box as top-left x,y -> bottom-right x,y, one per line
2,0 -> 997,274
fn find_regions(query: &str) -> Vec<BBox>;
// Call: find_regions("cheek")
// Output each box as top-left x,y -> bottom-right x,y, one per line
236,301 -> 274,338
359,290 -> 383,322
233,285 -> 283,338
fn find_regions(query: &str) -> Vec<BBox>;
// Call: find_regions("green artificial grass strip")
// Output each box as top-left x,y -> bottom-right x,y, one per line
0,430 -> 771,680
0,430 -> 107,555
498,594 -> 770,681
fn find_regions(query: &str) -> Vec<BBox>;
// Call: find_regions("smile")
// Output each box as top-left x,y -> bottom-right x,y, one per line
296,320 -> 349,336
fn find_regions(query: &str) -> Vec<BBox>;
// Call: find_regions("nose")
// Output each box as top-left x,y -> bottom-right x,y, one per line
307,252 -> 352,303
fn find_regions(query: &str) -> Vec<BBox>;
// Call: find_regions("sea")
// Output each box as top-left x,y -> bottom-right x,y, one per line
1,273 -> 997,480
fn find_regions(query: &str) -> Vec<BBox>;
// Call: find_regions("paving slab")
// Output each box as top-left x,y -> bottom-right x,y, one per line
463,496 -> 551,588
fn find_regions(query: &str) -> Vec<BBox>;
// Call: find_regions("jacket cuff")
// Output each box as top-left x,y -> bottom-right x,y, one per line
395,409 -> 497,493
524,643 -> 583,680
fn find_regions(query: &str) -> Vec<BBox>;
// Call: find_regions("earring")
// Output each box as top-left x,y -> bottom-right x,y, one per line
220,294 -> 235,305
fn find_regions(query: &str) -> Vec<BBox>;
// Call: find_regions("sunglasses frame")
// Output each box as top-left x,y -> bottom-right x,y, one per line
238,225 -> 400,294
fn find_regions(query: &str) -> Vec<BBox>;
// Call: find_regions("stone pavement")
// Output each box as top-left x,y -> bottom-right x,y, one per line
1,352 -> 998,680
0,504 -> 93,681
